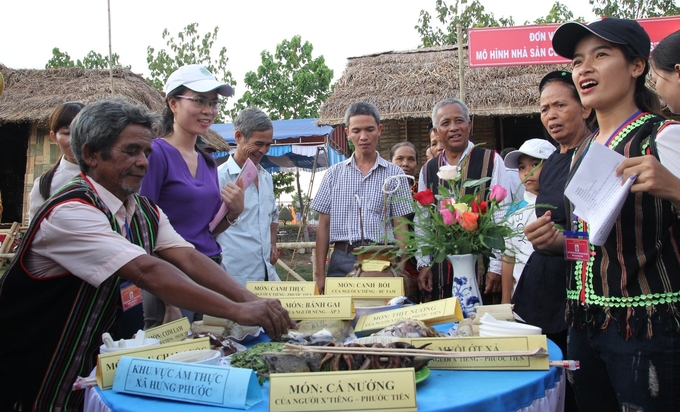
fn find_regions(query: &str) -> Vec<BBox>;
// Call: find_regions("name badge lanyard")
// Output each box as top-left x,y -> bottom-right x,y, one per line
120,209 -> 142,311
563,110 -> 642,262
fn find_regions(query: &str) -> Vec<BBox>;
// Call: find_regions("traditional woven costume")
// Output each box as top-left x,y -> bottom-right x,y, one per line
0,175 -> 159,411
566,114 -> 680,336
421,147 -> 495,304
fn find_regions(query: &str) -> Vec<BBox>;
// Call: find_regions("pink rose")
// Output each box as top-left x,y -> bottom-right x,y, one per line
439,208 -> 455,226
489,185 -> 508,203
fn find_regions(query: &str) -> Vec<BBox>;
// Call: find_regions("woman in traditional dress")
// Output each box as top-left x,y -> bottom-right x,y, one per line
533,18 -> 680,411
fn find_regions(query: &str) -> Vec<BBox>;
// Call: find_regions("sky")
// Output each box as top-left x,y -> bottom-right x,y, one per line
3,0 -> 597,99
2,0 -> 596,202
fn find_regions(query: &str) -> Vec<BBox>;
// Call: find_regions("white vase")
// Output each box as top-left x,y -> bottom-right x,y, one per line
447,254 -> 482,318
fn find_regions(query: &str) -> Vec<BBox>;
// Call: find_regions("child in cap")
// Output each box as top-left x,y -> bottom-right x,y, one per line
500,138 -> 556,303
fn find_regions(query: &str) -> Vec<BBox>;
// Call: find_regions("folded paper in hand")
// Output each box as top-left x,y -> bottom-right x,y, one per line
209,158 -> 258,232
564,142 -> 636,246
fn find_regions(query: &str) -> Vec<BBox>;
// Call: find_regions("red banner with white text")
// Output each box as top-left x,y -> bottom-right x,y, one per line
468,16 -> 680,67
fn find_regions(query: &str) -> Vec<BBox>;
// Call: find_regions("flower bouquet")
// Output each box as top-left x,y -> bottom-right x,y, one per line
403,164 -> 519,315
409,165 -> 515,265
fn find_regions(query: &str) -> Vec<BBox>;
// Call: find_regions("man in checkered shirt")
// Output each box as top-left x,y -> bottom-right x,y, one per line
311,102 -> 413,294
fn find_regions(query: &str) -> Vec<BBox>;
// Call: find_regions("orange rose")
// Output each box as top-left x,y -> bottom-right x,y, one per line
460,212 -> 479,232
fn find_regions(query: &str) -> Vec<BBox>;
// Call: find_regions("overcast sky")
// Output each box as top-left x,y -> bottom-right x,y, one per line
4,0 -> 596,101
2,0 -> 596,202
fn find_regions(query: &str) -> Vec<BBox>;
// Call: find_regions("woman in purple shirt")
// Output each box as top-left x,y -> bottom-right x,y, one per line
140,64 -> 244,327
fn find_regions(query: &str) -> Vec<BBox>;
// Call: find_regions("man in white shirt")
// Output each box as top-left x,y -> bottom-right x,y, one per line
216,108 -> 280,284
0,100 -> 293,412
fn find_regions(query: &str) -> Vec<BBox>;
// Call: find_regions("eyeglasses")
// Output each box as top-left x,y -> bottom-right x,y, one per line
175,95 -> 221,111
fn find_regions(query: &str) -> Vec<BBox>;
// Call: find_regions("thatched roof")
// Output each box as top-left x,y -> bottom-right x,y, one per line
0,63 -> 165,125
201,129 -> 231,152
318,45 -> 570,125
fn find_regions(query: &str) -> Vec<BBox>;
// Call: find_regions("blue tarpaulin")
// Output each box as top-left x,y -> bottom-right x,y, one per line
210,118 -> 345,172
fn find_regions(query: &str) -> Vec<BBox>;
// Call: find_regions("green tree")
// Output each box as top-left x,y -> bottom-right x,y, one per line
77,51 -> 122,69
291,192 -> 312,214
232,35 -> 333,120
234,35 -> 333,242
146,23 -> 236,122
415,0 -> 515,47
308,208 -> 319,222
272,172 -> 296,199
589,0 -> 679,18
45,48 -> 75,68
278,206 -> 294,225
530,2 -> 582,24
46,47 -> 123,69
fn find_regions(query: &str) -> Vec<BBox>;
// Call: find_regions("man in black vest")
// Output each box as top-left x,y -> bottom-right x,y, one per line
0,100 -> 294,412
416,98 -> 510,304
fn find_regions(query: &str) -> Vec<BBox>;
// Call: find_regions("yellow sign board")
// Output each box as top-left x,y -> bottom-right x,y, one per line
269,369 -> 417,412
278,295 -> 354,320
401,335 -> 549,370
143,317 -> 191,344
96,338 -> 211,389
325,277 -> 404,298
246,281 -> 317,298
354,297 -> 463,335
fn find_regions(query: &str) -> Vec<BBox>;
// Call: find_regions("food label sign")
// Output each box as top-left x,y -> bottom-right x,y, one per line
401,335 -> 549,370
269,369 -> 416,412
96,338 -> 211,389
144,317 -> 191,344
246,281 -> 317,297
354,297 -> 463,335
325,277 -> 403,298
278,295 -> 354,320
113,357 -> 262,409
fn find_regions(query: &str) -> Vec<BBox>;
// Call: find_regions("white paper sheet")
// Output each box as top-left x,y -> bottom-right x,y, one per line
564,142 -> 636,246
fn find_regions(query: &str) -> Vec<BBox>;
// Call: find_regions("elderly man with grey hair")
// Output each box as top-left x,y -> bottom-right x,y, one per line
0,100 -> 293,411
216,107 -> 281,284
416,98 -> 510,308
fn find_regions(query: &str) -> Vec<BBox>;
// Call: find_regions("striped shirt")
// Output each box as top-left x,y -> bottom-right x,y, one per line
312,153 -> 413,244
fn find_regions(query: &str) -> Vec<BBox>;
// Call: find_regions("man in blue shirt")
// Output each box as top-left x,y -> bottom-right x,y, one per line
216,108 -> 281,284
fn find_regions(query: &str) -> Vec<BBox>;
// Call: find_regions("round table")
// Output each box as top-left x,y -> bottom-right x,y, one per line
86,325 -> 565,412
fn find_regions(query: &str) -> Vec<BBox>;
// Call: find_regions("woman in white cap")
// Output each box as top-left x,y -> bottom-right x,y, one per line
542,18 -> 680,411
140,64 -> 244,328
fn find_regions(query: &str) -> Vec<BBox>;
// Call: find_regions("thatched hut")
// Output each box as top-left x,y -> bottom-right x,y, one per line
318,45 -> 570,163
0,64 -> 176,224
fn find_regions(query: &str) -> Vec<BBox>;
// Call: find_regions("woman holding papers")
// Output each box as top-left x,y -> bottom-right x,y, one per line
548,19 -> 680,411
140,65 -> 244,327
